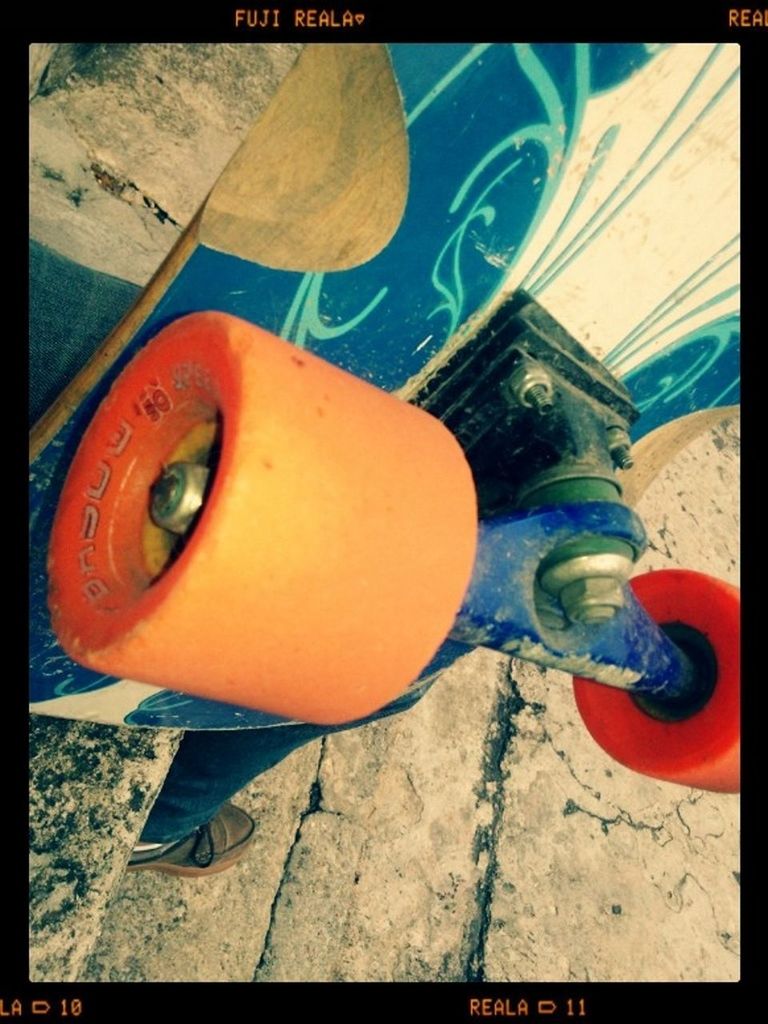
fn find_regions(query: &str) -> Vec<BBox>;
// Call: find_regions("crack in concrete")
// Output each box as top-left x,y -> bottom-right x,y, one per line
544,734 -> 602,801
402,768 -> 425,825
252,741 -> 328,979
32,114 -> 184,231
562,798 -> 673,845
655,872 -> 739,957
674,791 -> 702,837
646,514 -> 676,561
463,660 -> 543,981
680,873 -> 739,956
35,100 -> 183,229
88,161 -> 182,227
674,791 -> 725,842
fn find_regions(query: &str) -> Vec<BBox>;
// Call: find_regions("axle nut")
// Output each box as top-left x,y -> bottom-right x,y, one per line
559,576 -> 625,625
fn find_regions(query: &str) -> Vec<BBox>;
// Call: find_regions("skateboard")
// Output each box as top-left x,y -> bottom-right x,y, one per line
30,44 -> 740,791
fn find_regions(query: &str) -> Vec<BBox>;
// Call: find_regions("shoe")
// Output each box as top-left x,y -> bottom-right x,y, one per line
127,803 -> 256,877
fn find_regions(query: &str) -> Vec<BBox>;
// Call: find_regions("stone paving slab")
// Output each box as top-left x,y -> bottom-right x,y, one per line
82,742 -> 323,982
255,648 -> 504,982
29,43 -> 301,283
29,718 -> 180,981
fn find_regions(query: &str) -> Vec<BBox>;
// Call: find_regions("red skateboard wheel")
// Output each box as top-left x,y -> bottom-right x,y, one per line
48,312 -> 478,724
573,569 -> 740,792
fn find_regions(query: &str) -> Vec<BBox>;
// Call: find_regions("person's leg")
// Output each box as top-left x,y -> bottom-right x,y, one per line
140,684 -> 432,843
29,240 -> 140,425
127,686 -> 434,875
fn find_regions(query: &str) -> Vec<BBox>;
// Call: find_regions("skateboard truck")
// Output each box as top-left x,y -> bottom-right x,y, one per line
415,292 -> 710,714
40,305 -> 738,789
415,291 -> 640,626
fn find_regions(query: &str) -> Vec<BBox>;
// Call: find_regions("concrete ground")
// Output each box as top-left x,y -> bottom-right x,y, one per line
29,44 -> 740,983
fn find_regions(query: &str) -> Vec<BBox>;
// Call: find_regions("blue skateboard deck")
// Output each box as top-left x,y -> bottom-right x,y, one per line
29,42 -> 740,729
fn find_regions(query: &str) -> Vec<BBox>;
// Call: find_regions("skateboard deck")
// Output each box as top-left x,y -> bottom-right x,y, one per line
30,42 -> 740,729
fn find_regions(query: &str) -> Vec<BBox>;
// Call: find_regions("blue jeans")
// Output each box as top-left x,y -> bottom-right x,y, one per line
140,689 -> 428,841
31,242 -> 435,842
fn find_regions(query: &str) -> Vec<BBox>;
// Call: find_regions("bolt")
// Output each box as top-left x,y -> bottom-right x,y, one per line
150,461 -> 210,535
538,551 -> 634,627
525,382 -> 554,414
606,425 -> 634,470
559,576 -> 626,624
506,358 -> 555,414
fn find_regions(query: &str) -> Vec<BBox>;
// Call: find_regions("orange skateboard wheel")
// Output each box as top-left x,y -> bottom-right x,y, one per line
573,570 -> 740,792
48,312 -> 477,724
